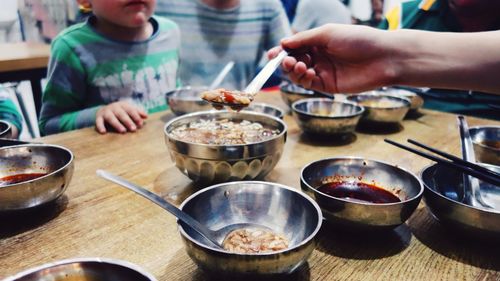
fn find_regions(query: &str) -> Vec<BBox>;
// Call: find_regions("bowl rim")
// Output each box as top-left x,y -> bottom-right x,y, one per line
469,125 -> 500,152
242,102 -> 285,119
300,156 -> 424,206
279,82 -> 316,95
178,180 -> 323,256
0,120 -> 11,135
164,110 -> 287,148
0,144 -> 74,189
420,162 -> 500,215
346,93 -> 411,109
2,257 -> 157,281
291,98 -> 365,119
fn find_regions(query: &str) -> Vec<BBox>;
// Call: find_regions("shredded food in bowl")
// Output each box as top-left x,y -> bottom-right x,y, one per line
170,119 -> 280,145
223,228 -> 289,254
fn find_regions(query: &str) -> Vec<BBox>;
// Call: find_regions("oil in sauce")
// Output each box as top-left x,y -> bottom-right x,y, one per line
317,181 -> 401,203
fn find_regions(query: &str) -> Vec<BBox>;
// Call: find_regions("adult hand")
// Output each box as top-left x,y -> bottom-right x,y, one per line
269,24 -> 397,94
95,101 -> 148,134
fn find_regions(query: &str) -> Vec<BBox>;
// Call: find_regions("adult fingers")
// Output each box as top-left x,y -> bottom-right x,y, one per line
267,46 -> 283,59
281,25 -> 333,51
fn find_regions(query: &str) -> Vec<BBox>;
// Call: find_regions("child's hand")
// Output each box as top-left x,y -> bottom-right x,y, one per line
95,101 -> 148,134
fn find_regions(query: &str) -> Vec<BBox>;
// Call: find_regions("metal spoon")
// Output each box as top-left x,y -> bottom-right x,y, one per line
457,116 -> 491,209
96,170 -> 272,249
204,50 -> 288,109
208,61 -> 235,90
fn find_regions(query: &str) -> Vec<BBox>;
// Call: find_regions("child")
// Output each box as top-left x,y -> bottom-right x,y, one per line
40,0 -> 180,135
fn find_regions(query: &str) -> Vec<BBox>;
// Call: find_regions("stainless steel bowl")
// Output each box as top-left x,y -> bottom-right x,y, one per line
166,86 -> 213,115
346,93 -> 411,123
0,144 -> 74,211
383,87 -> 424,111
279,81 -> 324,108
164,111 -> 287,185
242,102 -> 285,119
301,157 -> 423,230
178,181 -> 322,275
3,258 -> 157,281
469,126 -> 500,165
292,98 -> 364,135
421,163 -> 500,237
0,120 -> 12,138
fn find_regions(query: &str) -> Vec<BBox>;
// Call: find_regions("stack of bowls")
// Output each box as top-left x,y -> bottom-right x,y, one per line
165,86 -> 213,116
164,111 -> 287,185
279,81 -> 324,108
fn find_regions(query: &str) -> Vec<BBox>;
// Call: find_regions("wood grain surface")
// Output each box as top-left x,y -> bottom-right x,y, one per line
1,91 -> 499,280
0,43 -> 50,72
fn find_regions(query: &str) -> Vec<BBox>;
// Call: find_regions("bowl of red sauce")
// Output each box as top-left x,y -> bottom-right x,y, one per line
0,144 -> 74,211
300,157 -> 423,230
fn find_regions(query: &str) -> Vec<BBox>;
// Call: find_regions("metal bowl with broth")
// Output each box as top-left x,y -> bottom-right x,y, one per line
0,144 -> 74,211
164,111 -> 287,185
301,157 -> 423,230
469,126 -> 500,165
2,258 -> 157,281
347,93 -> 411,123
292,98 -> 364,135
178,181 -> 322,275
421,163 -> 500,237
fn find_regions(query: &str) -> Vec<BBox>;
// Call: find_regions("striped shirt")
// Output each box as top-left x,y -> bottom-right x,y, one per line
156,0 -> 291,90
40,16 -> 180,135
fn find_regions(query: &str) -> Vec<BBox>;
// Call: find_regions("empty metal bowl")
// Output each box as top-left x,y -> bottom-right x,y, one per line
346,93 -> 411,123
0,144 -> 74,211
164,111 -> 287,185
3,258 -> 156,281
421,163 -> 500,237
242,102 -> 284,119
469,126 -> 500,165
279,81 -> 324,108
301,157 -> 423,230
292,98 -> 364,135
383,87 -> 424,111
178,181 -> 322,275
0,120 -> 12,138
166,86 -> 213,115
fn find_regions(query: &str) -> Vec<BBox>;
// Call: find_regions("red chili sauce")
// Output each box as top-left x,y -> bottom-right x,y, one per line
317,181 -> 401,203
0,173 -> 47,186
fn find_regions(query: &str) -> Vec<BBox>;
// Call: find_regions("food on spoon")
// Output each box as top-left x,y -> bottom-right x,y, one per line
201,88 -> 254,109
222,228 -> 289,254
170,118 -> 280,145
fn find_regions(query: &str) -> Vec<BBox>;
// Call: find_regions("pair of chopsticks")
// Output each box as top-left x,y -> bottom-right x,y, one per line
384,139 -> 500,187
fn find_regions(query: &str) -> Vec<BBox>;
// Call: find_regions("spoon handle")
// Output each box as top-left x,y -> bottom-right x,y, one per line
244,50 -> 288,94
96,170 -> 221,247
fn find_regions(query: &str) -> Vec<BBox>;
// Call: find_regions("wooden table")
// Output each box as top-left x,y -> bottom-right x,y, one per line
0,42 -> 50,115
1,91 -> 499,280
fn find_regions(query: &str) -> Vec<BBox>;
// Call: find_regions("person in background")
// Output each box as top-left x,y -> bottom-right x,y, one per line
40,0 -> 180,135
155,0 -> 291,90
292,0 -> 351,33
280,0 -> 300,23
0,94 -> 22,139
378,0 -> 500,119
268,24 -> 500,96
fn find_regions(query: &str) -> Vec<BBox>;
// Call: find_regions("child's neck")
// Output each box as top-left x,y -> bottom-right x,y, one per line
93,17 -> 153,42
201,0 -> 240,9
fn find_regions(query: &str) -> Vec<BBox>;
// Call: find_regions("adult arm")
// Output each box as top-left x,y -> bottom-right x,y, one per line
269,24 -> 500,94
